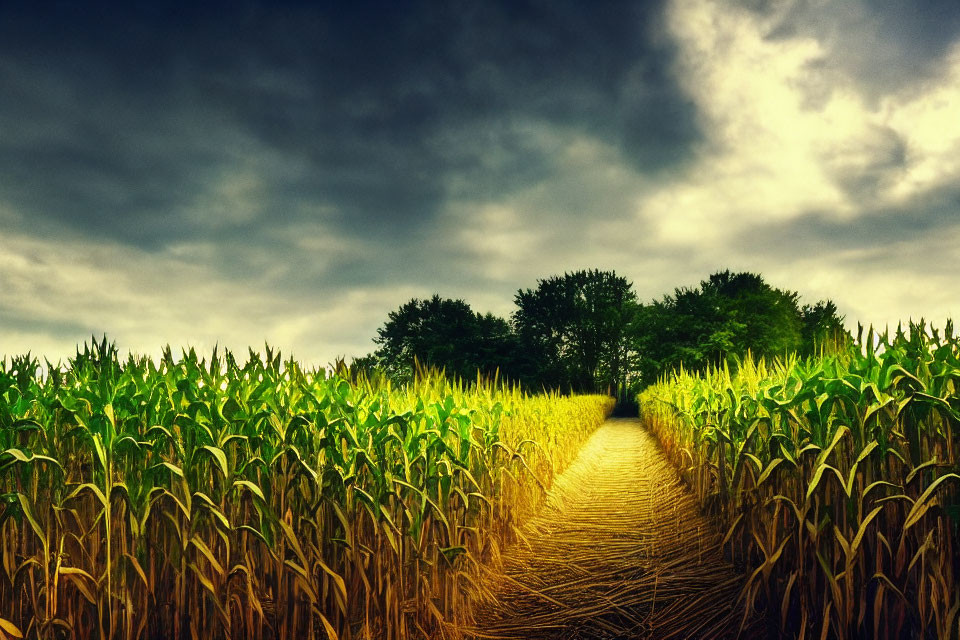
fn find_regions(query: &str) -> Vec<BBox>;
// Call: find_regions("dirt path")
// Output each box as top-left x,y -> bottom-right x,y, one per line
467,418 -> 771,640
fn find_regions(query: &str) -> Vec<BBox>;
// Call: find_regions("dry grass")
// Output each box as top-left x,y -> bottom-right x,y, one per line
465,418 -> 770,640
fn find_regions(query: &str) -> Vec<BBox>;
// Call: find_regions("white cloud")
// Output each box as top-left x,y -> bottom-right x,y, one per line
883,45 -> 960,199
452,203 -> 542,282
418,0 -> 960,332
640,0 -> 960,249
759,226 -> 960,332
0,229 -> 425,366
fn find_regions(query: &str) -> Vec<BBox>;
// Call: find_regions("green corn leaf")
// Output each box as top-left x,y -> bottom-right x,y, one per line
64,483 -> 109,510
904,474 -> 959,530
806,463 -> 844,501
16,493 -> 46,547
905,458 -> 939,486
150,462 -> 184,478
199,445 -> 229,478
232,479 -> 265,502
192,492 -> 231,530
191,536 -> 225,576
757,458 -> 785,486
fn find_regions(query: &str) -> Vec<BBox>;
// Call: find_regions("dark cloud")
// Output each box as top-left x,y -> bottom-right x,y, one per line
739,0 -> 960,102
0,0 -> 701,257
2,0 -> 960,362
0,309 -> 91,341
821,125 -> 908,202
739,182 -> 960,261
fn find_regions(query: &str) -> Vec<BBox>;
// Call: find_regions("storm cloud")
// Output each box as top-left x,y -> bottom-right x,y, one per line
1,0 -> 959,364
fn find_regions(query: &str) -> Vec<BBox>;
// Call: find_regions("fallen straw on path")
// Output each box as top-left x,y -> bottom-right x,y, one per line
465,418 -> 771,639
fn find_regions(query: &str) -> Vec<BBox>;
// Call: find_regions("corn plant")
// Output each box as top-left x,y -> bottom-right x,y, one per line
639,321 -> 960,639
0,338 -> 613,639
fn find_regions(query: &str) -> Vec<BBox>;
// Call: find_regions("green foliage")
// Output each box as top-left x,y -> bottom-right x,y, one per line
512,269 -> 638,394
370,294 -> 522,384
633,270 -> 846,385
0,338 -> 613,639
640,320 -> 960,639
800,299 -> 851,357
363,269 -> 843,397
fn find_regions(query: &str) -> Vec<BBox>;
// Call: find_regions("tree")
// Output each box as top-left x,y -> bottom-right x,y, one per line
345,353 -> 382,381
632,270 -> 807,384
512,269 -> 638,395
701,270 -> 802,358
799,300 -> 850,356
371,295 -> 520,383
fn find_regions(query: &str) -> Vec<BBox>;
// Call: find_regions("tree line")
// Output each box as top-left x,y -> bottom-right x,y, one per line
352,269 -> 848,398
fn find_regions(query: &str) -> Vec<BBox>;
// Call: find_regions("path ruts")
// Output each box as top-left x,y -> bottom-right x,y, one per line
467,418 -> 771,640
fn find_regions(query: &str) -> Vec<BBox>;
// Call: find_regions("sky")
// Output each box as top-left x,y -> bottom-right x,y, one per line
2,0 -> 960,367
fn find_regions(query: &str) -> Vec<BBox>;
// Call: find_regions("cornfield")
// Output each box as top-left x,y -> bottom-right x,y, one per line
0,338 -> 613,639
639,322 -> 960,639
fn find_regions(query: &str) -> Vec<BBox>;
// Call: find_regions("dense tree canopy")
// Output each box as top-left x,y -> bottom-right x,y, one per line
358,269 -> 847,395
513,269 -> 638,394
368,295 -> 520,382
632,270 -> 846,384
799,300 -> 850,356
